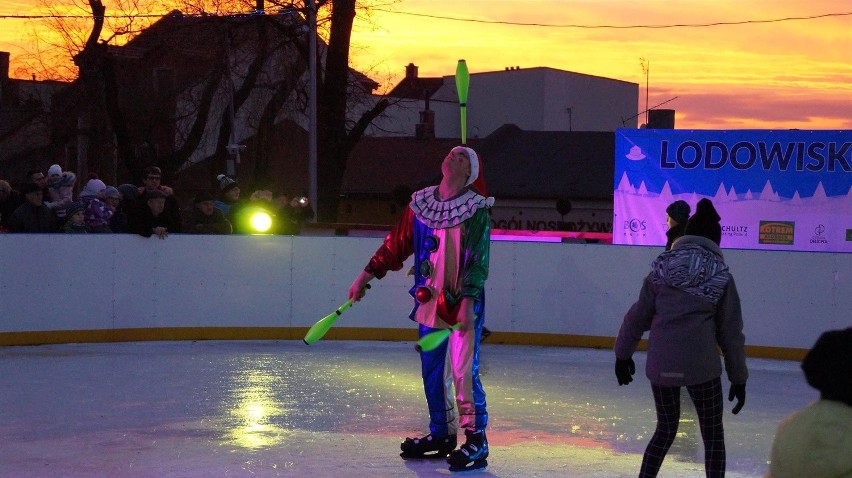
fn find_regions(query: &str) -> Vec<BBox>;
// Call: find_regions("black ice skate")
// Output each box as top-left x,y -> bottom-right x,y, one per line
447,430 -> 488,472
399,433 -> 457,459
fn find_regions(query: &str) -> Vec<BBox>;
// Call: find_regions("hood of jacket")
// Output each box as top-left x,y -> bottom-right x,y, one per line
650,235 -> 730,304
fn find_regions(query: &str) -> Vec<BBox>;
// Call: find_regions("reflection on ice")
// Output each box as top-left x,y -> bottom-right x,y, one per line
226,369 -> 291,449
0,340 -> 812,477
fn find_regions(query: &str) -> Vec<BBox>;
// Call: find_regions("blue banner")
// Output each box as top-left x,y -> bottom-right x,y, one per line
613,129 -> 852,252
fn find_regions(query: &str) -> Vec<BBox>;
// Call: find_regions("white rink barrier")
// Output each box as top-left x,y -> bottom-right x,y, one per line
1,234 -> 849,358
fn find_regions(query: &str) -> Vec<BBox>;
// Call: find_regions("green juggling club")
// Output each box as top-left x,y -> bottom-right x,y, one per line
304,284 -> 370,345
456,59 -> 470,145
415,323 -> 462,352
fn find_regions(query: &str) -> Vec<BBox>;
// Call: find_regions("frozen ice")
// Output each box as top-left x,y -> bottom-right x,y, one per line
0,340 -> 813,477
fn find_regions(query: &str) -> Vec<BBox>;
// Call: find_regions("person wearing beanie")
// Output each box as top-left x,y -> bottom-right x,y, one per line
63,202 -> 89,233
78,178 -> 113,233
766,327 -> 852,478
684,198 -> 722,246
101,186 -> 128,233
44,165 -> 76,220
347,146 -> 494,472
614,197 -> 747,477
214,174 -> 241,215
664,200 -> 690,250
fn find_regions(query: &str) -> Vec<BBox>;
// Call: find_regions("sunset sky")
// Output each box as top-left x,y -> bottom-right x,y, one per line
1,0 -> 850,130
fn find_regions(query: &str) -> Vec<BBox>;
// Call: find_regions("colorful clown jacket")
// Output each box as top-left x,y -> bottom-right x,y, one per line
365,186 -> 494,328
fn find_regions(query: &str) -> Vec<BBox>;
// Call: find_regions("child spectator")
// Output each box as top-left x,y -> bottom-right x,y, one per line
45,164 -> 76,222
62,202 -> 89,233
103,186 -> 128,233
79,178 -> 113,233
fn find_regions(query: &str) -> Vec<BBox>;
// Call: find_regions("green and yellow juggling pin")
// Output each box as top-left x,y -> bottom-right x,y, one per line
456,59 -> 470,145
303,284 -> 370,345
415,323 -> 463,352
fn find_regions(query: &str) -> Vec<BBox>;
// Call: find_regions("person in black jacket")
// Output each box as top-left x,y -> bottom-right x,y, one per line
128,189 -> 180,239
664,200 -> 690,250
7,183 -> 57,233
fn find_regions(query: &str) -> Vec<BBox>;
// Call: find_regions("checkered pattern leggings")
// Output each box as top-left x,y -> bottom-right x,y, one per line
639,377 -> 725,478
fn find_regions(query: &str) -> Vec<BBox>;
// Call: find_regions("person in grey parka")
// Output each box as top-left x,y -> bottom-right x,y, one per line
614,198 -> 748,478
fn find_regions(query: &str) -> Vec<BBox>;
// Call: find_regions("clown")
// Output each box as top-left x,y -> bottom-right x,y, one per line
348,146 -> 494,472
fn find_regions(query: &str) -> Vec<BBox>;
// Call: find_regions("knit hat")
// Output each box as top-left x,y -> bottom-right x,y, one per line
48,164 -> 62,177
80,178 -> 107,198
684,198 -> 721,245
102,186 -> 121,199
217,174 -> 238,193
194,191 -> 215,203
65,201 -> 85,218
451,146 -> 488,197
801,327 -> 852,404
666,200 -> 690,224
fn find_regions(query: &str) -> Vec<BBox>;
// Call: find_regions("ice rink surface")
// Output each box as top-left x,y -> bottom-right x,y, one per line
0,340 -> 813,477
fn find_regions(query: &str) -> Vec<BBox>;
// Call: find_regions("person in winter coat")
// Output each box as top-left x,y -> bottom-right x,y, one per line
79,178 -> 114,233
347,146 -> 493,473
765,327 -> 852,478
184,191 -> 232,234
614,198 -> 747,478
128,189 -> 180,239
8,182 -> 57,233
44,164 -> 77,222
664,200 -> 690,250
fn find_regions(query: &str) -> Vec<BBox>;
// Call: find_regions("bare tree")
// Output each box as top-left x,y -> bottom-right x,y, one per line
18,0 -> 394,221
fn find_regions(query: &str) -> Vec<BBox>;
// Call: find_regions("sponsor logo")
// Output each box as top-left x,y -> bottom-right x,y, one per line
722,224 -> 748,238
759,221 -> 795,245
810,224 -> 828,245
622,218 -> 647,238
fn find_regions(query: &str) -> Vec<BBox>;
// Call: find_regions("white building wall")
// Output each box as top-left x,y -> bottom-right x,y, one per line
365,67 -> 639,138
1,234 -> 848,352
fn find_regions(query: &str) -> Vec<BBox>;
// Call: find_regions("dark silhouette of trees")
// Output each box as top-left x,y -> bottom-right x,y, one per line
18,0 -> 392,221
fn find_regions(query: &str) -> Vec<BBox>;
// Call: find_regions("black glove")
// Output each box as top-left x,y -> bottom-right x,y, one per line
615,358 -> 636,386
728,383 -> 746,414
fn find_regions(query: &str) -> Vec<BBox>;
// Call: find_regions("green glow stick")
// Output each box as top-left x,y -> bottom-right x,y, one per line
415,323 -> 462,352
303,284 -> 370,345
455,59 -> 470,145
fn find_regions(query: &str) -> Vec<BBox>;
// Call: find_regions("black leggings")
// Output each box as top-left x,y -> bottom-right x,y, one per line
639,377 -> 725,478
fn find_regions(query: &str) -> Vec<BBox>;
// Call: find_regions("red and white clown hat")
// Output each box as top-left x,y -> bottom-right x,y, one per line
453,146 -> 488,197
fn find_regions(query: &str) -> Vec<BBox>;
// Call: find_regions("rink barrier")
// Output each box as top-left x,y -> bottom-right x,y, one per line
0,328 -> 807,361
1,233 -> 849,360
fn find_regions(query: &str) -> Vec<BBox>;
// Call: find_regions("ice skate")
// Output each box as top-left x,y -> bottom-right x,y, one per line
447,430 -> 488,472
399,433 -> 456,459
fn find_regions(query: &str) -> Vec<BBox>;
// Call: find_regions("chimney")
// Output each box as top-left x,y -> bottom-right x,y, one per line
647,109 -> 676,129
416,90 -> 435,139
405,63 -> 418,80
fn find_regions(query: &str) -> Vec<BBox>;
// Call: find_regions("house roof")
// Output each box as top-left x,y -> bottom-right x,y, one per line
386,76 -> 444,100
343,137 -> 463,195
342,126 -> 614,201
476,125 -> 614,200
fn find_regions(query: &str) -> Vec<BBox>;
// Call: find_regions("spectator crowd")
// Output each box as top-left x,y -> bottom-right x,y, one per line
0,165 -> 311,237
